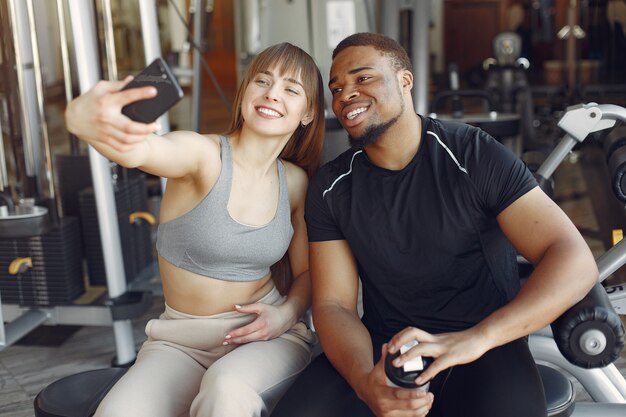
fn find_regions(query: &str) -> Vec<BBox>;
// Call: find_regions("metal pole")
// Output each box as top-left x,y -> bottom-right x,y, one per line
56,0 -> 73,103
138,0 -> 171,192
1,309 -> 49,349
101,0 -> 118,81
67,0 -> 136,365
412,0 -> 430,115
7,0 -> 36,177
26,0 -> 56,205
56,0 -> 81,156
362,0 -> 377,32
138,0 -> 172,137
381,0 -> 400,40
566,0 -> 577,97
191,0 -> 204,132
0,109 -> 7,191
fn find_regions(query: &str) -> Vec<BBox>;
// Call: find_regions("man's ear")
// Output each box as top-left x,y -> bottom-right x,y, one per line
400,70 -> 413,92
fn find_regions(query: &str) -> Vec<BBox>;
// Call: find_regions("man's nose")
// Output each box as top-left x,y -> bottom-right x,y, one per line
339,86 -> 359,102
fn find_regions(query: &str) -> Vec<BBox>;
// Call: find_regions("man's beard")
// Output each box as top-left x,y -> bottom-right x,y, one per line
347,104 -> 403,149
348,115 -> 399,148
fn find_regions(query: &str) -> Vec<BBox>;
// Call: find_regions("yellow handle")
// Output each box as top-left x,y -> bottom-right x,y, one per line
129,211 -> 156,225
8,257 -> 33,275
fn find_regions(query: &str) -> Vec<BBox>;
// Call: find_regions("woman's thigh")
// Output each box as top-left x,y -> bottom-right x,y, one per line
94,342 -> 205,417
199,322 -> 314,411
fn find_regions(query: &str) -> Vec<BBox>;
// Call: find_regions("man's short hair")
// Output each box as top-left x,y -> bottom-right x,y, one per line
332,32 -> 413,73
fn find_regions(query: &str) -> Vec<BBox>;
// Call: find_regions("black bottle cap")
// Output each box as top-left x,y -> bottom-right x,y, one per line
384,349 -> 433,389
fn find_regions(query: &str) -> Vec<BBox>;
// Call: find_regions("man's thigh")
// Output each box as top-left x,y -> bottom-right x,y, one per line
271,354 -> 375,417
431,338 -> 547,417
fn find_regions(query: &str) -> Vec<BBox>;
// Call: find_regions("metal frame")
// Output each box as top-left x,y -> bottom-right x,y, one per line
0,0 -> 176,362
529,103 -> 626,414
138,0 -> 172,193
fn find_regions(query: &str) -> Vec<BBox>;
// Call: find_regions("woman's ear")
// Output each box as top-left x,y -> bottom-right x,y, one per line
301,113 -> 314,127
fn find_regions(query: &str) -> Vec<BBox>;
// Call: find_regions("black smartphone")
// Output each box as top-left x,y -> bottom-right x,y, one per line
121,57 -> 184,123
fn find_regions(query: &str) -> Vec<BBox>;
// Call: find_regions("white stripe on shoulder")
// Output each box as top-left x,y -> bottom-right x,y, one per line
426,130 -> 468,174
322,150 -> 363,198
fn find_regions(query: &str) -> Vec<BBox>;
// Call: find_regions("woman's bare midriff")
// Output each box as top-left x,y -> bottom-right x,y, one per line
158,257 -> 276,316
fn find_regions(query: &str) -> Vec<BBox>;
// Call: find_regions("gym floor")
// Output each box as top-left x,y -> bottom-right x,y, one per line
1,90 -> 626,416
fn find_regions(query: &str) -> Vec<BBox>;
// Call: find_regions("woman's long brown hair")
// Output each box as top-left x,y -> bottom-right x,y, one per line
225,43 -> 326,294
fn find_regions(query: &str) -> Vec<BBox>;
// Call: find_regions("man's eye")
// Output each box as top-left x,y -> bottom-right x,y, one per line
330,87 -> 342,95
358,76 -> 371,82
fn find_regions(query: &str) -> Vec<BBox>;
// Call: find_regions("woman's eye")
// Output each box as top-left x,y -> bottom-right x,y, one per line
255,79 -> 269,86
286,88 -> 299,95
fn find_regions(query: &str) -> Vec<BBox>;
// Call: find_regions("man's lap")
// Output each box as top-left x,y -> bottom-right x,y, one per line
272,338 -> 547,417
271,354 -> 375,417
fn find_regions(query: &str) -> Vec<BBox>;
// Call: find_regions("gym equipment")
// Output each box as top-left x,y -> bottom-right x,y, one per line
78,173 -> 154,287
1,0 -> 159,367
430,63 -> 522,155
484,32 -> 536,149
34,368 -> 128,417
0,0 -> 89,349
0,218 -> 83,307
431,31 -> 539,156
603,125 -> 626,204
530,103 -> 626,416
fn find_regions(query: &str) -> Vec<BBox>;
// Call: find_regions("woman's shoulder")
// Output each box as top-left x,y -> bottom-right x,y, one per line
280,160 -> 308,206
281,160 -> 307,183
163,131 -> 222,155
164,130 -> 220,142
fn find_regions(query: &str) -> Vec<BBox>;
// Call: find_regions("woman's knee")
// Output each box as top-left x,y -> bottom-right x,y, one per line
95,392 -> 165,417
191,371 -> 265,417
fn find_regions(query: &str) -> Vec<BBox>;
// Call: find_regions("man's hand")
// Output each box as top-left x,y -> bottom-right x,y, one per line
388,327 -> 491,386
356,344 -> 434,417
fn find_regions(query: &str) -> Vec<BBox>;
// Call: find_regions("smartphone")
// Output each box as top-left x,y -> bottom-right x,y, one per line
121,57 -> 184,123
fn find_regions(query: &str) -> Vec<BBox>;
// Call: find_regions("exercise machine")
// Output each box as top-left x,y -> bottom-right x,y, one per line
530,103 -> 626,416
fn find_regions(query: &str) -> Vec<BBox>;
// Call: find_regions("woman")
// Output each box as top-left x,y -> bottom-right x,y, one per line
65,43 -> 325,417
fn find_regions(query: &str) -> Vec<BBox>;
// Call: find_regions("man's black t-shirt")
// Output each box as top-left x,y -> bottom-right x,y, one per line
305,116 -> 537,340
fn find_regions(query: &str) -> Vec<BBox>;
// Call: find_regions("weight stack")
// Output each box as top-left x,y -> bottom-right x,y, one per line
0,217 -> 84,306
78,175 -> 153,286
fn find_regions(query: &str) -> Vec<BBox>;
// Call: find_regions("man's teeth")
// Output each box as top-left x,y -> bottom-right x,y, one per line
347,107 -> 367,120
259,107 -> 281,117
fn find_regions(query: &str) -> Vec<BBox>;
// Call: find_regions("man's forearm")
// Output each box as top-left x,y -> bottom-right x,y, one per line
314,303 -> 375,397
471,238 -> 597,357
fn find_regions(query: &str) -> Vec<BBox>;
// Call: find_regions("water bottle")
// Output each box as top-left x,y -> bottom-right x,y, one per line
384,340 -> 433,391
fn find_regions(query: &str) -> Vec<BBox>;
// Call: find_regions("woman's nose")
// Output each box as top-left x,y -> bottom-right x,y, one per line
265,86 -> 280,101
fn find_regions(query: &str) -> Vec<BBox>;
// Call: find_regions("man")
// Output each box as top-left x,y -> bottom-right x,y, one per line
272,32 -> 597,417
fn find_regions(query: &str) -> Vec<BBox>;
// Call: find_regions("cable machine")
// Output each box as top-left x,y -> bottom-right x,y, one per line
0,0 -> 167,366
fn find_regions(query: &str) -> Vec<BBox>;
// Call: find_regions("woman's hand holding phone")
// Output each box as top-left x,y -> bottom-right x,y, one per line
121,57 -> 184,123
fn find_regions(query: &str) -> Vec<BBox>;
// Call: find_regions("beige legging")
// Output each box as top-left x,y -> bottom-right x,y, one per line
94,287 -> 317,417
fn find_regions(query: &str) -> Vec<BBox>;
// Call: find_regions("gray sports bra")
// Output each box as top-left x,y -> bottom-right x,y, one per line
156,135 -> 294,281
